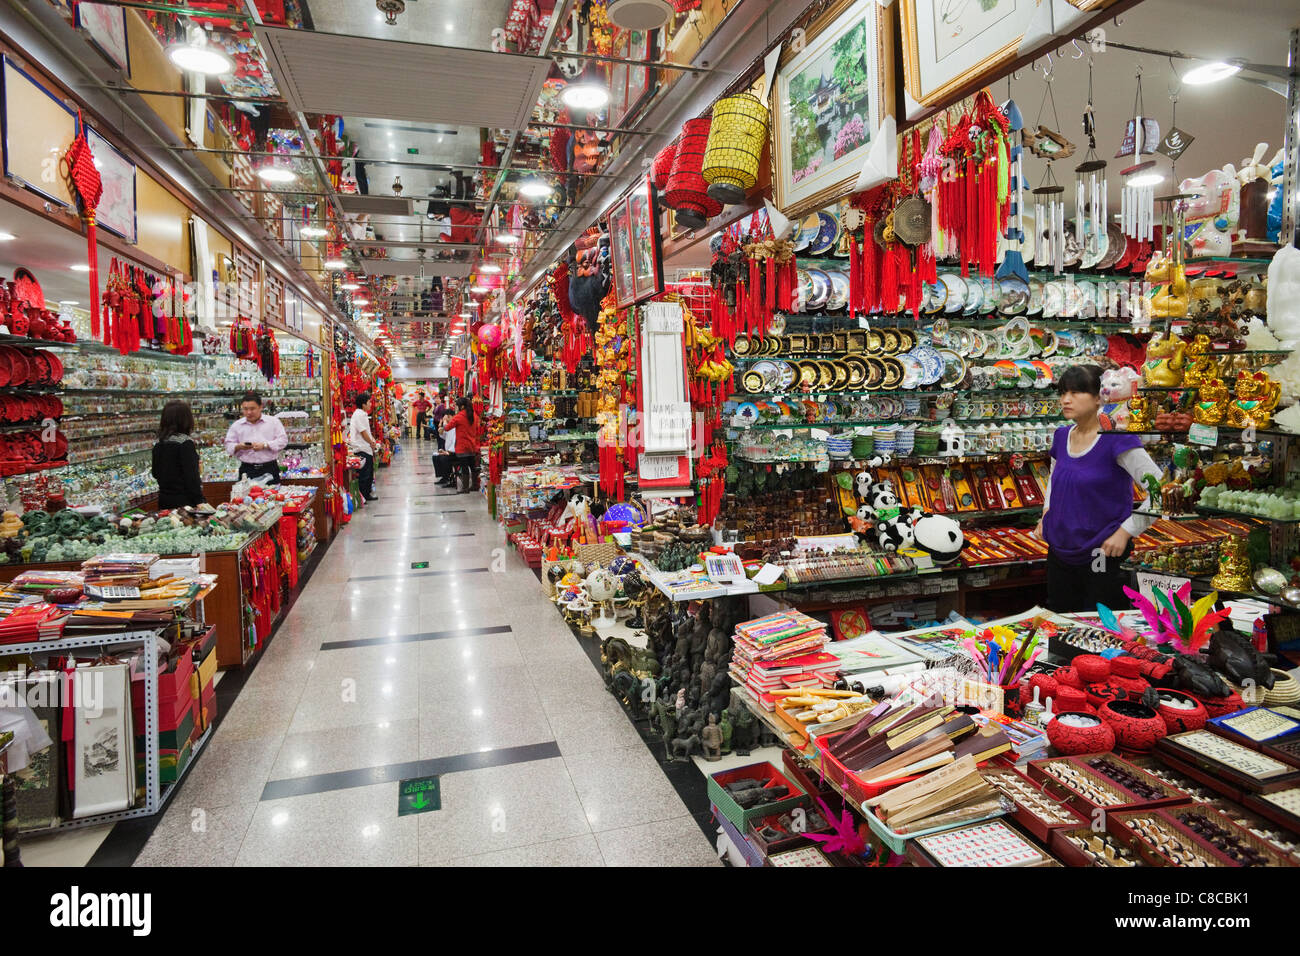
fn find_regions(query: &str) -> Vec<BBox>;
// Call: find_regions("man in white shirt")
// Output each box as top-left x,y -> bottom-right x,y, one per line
349,391 -> 379,502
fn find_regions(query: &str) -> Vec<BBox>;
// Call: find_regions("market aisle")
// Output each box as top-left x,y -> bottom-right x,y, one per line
132,446 -> 720,867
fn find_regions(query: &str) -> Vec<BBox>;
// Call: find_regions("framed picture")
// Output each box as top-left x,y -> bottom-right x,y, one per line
84,126 -> 137,243
75,2 -> 130,73
627,175 -> 662,302
901,0 -> 1038,110
609,199 -> 637,310
610,28 -> 657,129
1,55 -> 77,207
771,0 -> 895,218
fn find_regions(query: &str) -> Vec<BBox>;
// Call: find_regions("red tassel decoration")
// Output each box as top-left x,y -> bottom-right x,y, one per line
764,256 -> 775,328
848,233 -> 861,314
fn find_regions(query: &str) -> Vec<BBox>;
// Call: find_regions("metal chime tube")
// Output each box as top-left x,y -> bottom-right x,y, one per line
1076,177 -> 1085,244
1055,199 -> 1065,274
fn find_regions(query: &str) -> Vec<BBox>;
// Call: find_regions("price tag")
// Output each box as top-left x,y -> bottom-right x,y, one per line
639,454 -> 680,480
857,315 -> 871,330
1188,423 -> 1218,447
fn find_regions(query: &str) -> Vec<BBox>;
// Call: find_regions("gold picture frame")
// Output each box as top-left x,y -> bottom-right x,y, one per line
770,0 -> 895,219
900,0 -> 1038,112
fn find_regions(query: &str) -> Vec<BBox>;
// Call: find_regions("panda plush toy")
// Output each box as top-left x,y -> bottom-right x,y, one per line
854,470 -> 874,500
876,506 -> 922,551
867,481 -> 899,514
910,512 -> 965,566
848,504 -> 875,541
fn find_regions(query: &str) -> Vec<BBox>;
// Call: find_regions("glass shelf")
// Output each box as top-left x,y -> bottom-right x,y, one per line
1194,506 -> 1300,523
733,416 -> 1061,430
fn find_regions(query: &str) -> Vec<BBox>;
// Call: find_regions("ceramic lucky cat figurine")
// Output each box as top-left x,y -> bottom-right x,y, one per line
1180,164 -> 1240,258
1143,333 -> 1187,387
1145,253 -> 1189,319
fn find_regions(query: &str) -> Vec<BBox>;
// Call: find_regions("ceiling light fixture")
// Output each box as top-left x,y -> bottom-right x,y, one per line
471,286 -> 490,294
70,263 -> 91,272
1183,59 -> 1243,85
495,232 -> 520,245
324,259 -> 347,270
355,298 -> 370,306
1126,171 -> 1165,189
561,81 -> 609,110
300,226 -> 327,238
167,27 -> 233,75
518,179 -> 553,199
257,165 -> 296,184
341,282 -> 362,290
478,263 -> 502,274
0,231 -> 15,241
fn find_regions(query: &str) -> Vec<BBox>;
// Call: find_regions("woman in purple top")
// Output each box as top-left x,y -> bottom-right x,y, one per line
1036,365 -> 1162,612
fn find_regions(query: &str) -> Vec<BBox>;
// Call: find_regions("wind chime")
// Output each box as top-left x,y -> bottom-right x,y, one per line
1119,69 -> 1158,242
995,89 -> 1029,283
1029,66 -> 1068,275
1075,60 -> 1108,267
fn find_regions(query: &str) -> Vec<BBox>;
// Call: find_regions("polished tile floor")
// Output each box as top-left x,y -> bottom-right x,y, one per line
104,444 -> 720,867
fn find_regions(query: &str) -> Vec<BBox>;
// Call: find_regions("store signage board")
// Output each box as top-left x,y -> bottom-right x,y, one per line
639,454 -> 680,481
1135,571 -> 1191,609
411,561 -> 429,569
398,775 -> 440,815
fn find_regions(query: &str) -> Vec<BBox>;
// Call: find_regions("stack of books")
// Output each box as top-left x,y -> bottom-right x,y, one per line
730,611 -> 838,710
0,603 -> 68,644
81,553 -> 159,590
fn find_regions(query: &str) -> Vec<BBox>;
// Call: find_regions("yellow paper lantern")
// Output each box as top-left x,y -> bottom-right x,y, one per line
701,92 -> 769,205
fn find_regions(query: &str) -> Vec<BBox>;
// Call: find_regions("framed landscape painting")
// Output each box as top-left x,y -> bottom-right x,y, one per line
609,199 -> 637,310
627,175 -> 662,303
772,0 -> 895,218
901,0 -> 1038,109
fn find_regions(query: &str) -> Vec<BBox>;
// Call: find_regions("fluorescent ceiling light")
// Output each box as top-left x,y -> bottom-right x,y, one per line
460,312 -> 473,318
518,179 -> 553,199
471,286 -> 490,294
495,233 -> 520,245
478,263 -> 502,274
562,82 -> 609,110
1183,60 -> 1242,85
324,259 -> 347,270
301,226 -> 328,238
257,166 -> 296,184
1126,172 -> 1165,188
0,231 -> 15,241
354,298 -> 370,306
70,263 -> 91,272
59,300 -> 79,305
341,282 -> 362,290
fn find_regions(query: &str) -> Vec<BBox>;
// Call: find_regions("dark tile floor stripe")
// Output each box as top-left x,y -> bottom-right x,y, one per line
368,510 -> 467,517
320,623 -> 512,651
348,566 -> 490,581
259,742 -> 562,801
361,533 -> 476,542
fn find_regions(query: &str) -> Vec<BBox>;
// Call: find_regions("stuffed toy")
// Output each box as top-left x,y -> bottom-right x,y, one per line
909,512 -> 965,566
875,511 -> 919,552
1267,244 -> 1300,348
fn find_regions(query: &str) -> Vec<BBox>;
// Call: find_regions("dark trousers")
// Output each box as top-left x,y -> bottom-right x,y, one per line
238,460 -> 280,484
415,412 -> 427,437
357,452 -> 375,498
456,453 -> 479,490
1045,544 -> 1133,614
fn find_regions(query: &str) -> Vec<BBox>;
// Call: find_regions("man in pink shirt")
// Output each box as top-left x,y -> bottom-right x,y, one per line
223,391 -> 288,483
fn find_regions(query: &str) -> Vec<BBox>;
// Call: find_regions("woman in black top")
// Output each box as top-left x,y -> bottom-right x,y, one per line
152,400 -> 205,509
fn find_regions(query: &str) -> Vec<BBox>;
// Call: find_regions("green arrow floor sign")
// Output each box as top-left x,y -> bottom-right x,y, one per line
398,775 -> 441,815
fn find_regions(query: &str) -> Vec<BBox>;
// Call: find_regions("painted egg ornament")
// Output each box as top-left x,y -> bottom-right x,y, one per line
477,324 -> 503,350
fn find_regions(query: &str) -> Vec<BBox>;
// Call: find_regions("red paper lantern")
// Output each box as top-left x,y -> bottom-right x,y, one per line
665,117 -> 722,230
652,140 -> 678,191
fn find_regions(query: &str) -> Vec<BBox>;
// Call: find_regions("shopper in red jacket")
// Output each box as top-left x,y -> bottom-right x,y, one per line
439,397 -> 480,493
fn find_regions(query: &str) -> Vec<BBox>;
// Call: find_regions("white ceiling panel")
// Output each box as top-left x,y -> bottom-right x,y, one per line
359,259 -> 474,278
255,26 -> 552,130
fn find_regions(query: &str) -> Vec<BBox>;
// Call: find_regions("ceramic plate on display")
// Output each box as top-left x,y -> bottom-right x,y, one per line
912,345 -> 944,385
1032,326 -> 1058,357
806,269 -> 832,311
880,357 -> 904,389
1082,222 -> 1108,269
827,271 -> 850,311
937,349 -> 967,388
863,357 -> 886,389
997,278 -> 1029,315
879,328 -> 901,354
897,328 -> 918,352
962,276 -> 984,315
1055,330 -> 1079,357
1098,224 -> 1126,269
1041,280 -> 1066,318
1074,280 -> 1097,318
1027,278 -> 1044,315
1032,360 -> 1054,388
750,360 -> 777,390
844,356 -> 869,388
864,329 -> 884,354
768,312 -> 788,335
732,336 -> 755,357
897,353 -> 923,390
795,214 -> 820,252
796,270 -> 814,312
978,277 -> 997,313
815,361 -> 836,390
1061,281 -> 1083,318
940,273 -> 965,313
741,370 -> 765,393
810,211 -> 840,255
923,281 -> 947,313
797,360 -> 820,388
1062,230 -> 1083,268
777,361 -> 799,390
830,360 -> 851,390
